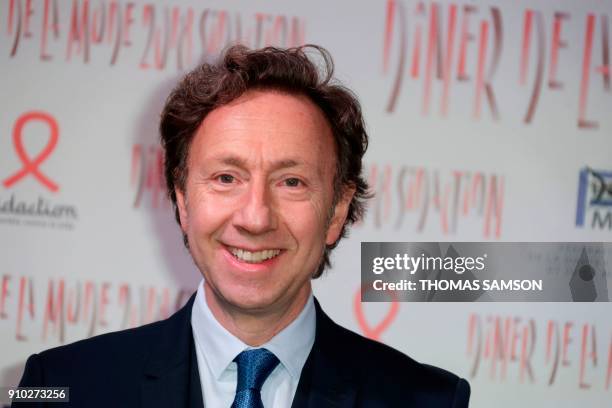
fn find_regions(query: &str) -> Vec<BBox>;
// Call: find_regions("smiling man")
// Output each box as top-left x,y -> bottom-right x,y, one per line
14,46 -> 470,408
175,90 -> 346,346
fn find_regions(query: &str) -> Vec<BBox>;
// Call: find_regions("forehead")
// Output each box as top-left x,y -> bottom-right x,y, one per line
189,90 -> 337,172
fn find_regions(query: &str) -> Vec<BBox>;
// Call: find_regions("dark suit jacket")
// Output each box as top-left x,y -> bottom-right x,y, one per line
14,293 -> 470,407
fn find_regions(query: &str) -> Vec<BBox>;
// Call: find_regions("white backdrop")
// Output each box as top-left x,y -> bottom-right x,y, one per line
1,0 -> 611,407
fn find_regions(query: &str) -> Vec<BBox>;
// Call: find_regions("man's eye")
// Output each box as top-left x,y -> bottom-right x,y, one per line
217,174 -> 235,184
284,178 -> 302,187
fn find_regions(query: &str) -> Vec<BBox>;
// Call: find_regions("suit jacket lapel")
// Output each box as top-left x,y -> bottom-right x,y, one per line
139,292 -> 356,408
291,298 -> 357,408
140,292 -> 204,408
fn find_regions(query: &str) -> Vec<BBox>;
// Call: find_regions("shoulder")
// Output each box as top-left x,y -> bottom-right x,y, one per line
20,319 -> 166,386
17,293 -> 195,388
316,308 -> 470,407
44,318 -> 164,363
334,322 -> 463,382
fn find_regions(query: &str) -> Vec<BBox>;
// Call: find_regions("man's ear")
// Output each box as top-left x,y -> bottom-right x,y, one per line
175,188 -> 188,232
325,185 -> 356,245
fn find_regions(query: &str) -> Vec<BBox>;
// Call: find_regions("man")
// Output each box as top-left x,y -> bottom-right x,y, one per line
14,45 -> 470,407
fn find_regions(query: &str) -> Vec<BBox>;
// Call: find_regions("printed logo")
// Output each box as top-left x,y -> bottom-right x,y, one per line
3,111 -> 59,192
0,111 -> 78,230
575,167 -> 612,230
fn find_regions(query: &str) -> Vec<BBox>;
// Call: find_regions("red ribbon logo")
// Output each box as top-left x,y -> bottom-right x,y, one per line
3,111 -> 59,192
354,283 -> 399,341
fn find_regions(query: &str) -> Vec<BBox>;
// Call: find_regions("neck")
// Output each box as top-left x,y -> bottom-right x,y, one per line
203,282 -> 310,346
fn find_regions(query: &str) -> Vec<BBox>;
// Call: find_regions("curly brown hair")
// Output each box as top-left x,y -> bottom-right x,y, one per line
160,44 -> 370,278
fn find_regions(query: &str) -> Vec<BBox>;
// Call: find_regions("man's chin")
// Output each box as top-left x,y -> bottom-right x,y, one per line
203,274 -> 310,319
227,290 -> 289,314
206,282 -> 282,314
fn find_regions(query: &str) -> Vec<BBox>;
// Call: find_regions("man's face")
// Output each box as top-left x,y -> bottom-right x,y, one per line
176,90 -> 353,316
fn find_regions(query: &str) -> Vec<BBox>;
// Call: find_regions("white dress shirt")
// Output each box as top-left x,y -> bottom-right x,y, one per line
191,280 -> 316,407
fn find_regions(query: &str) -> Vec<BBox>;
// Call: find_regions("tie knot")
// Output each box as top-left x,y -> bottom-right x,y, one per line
234,348 -> 280,392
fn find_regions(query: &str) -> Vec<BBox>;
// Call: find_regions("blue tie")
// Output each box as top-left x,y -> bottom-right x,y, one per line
232,348 -> 280,408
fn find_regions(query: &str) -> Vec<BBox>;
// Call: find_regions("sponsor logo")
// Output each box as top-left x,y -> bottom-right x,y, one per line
575,167 -> 612,230
1,111 -> 78,230
3,111 -> 59,192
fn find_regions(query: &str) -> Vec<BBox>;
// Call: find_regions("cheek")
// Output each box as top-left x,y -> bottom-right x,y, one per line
186,193 -> 232,238
281,201 -> 329,245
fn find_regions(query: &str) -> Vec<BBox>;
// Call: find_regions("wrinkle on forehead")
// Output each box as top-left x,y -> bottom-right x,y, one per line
205,90 -> 332,141
189,90 -> 337,179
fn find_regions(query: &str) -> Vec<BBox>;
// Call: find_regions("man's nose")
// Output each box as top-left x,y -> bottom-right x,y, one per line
233,179 -> 278,234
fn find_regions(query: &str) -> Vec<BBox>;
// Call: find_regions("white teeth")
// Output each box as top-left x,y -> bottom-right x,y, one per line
229,247 -> 281,263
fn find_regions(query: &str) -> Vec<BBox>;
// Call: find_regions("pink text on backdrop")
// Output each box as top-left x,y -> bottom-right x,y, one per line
467,313 -> 612,391
360,163 -> 504,239
4,0 -> 306,70
383,0 -> 612,130
0,274 -> 192,343
131,143 -> 167,209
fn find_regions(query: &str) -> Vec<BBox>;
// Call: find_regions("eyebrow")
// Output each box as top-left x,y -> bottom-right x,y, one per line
216,155 -> 304,172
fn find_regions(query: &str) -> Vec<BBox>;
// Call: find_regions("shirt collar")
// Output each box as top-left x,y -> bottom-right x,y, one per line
261,291 -> 315,380
191,279 -> 316,381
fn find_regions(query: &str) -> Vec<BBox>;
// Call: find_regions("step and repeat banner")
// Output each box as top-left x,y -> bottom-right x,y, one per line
0,0 -> 611,406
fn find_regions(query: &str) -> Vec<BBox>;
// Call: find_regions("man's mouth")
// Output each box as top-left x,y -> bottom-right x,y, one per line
228,247 -> 282,263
